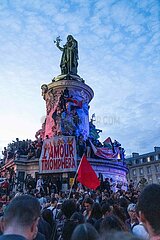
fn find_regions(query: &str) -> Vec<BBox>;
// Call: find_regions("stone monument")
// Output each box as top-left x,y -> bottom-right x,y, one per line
38,35 -> 128,191
41,35 -> 94,140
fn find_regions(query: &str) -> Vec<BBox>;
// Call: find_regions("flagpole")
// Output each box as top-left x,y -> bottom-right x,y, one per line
68,154 -> 85,199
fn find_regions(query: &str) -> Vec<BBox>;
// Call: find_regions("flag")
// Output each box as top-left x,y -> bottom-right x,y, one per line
103,137 -> 112,148
103,137 -> 115,153
67,98 -> 83,108
77,155 -> 100,190
89,140 -> 119,160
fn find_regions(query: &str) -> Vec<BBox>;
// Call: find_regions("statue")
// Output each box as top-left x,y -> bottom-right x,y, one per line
41,84 -> 48,100
89,114 -> 102,140
54,35 -> 78,75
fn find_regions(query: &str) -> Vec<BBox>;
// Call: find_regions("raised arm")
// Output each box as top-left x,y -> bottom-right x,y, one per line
54,36 -> 64,51
56,42 -> 64,51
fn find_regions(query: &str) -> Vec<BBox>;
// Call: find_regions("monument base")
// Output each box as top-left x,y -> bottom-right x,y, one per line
52,73 -> 85,83
41,76 -> 94,140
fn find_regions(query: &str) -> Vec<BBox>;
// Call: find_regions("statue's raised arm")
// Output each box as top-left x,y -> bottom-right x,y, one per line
54,35 -> 78,75
54,36 -> 63,51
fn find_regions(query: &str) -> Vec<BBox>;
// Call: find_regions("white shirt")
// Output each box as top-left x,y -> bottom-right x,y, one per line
132,222 -> 149,240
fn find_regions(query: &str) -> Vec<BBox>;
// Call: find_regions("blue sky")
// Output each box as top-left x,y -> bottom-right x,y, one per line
0,0 -> 160,157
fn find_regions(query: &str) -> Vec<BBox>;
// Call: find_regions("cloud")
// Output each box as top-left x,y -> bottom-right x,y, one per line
0,0 -> 159,156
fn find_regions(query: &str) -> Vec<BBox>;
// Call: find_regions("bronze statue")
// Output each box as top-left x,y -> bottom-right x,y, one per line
54,35 -> 78,75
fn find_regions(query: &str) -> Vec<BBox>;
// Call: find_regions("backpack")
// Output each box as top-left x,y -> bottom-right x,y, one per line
51,207 -> 59,220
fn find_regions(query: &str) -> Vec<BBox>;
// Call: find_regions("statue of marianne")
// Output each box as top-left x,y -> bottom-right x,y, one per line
55,35 -> 79,75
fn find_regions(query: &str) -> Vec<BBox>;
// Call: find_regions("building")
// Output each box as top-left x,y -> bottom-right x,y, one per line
127,147 -> 160,187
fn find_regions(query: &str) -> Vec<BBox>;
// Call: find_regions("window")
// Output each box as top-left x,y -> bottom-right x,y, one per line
132,169 -> 136,176
156,175 -> 160,184
147,166 -> 151,174
136,159 -> 139,164
133,160 -> 136,165
139,158 -> 143,164
155,155 -> 159,161
150,156 -> 154,161
139,168 -> 144,175
155,165 -> 159,172
148,176 -> 152,183
143,158 -> 147,163
147,157 -> 150,162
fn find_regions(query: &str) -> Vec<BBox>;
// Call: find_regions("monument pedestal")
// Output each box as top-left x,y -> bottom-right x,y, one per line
41,76 -> 94,140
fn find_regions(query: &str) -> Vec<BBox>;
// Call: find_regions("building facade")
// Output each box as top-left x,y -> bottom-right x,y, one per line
127,147 -> 160,187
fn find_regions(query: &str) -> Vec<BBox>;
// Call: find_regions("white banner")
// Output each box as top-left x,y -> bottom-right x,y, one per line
39,136 -> 77,173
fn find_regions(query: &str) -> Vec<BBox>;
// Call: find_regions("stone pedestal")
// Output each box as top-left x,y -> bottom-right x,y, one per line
41,75 -> 94,140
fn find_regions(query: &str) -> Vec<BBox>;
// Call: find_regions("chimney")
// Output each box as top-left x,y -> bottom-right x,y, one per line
132,152 -> 139,158
154,147 -> 160,152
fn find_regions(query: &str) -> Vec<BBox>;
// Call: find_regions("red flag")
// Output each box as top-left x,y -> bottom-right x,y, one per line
77,155 -> 100,190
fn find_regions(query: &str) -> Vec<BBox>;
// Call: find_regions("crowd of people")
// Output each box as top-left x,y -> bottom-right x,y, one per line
1,134 -> 125,166
0,180 -> 159,240
1,138 -> 43,164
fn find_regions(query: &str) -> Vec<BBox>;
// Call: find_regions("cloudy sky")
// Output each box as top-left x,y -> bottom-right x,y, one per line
0,0 -> 160,157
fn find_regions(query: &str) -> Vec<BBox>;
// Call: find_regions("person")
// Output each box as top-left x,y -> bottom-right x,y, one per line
47,197 -> 59,220
94,203 -> 112,233
41,209 -> 56,240
77,135 -> 86,157
2,148 -> 7,163
55,35 -> 78,75
131,202 -> 149,240
137,184 -> 160,240
83,197 -> 94,222
0,216 -> 4,235
71,223 -> 99,240
103,178 -> 111,195
0,203 -> 4,218
137,178 -> 148,192
0,195 -> 41,240
100,214 -> 127,234
61,199 -> 77,220
70,212 -> 84,224
37,213 -> 52,240
37,192 -> 47,209
86,138 -> 91,158
125,203 -> 139,232
55,199 -> 77,240
112,202 -> 127,222
1,179 -> 10,197
99,231 -> 142,240
128,180 -> 134,192
36,176 -> 44,193
42,208 -> 54,228
132,218 -> 149,240
87,202 -> 102,225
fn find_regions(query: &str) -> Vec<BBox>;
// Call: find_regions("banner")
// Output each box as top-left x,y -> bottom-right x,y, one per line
39,136 -> 77,173
90,140 -> 121,160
